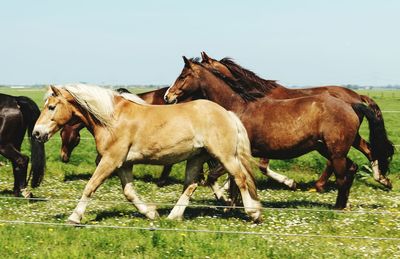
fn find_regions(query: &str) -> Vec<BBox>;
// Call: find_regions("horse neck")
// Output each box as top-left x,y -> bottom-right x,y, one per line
198,69 -> 247,112
72,105 -> 107,140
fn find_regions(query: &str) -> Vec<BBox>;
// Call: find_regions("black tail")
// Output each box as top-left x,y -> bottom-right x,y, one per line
16,96 -> 46,187
360,95 -> 383,121
352,103 -> 394,175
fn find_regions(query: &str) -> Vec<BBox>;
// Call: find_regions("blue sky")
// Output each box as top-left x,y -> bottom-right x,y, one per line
0,0 -> 399,86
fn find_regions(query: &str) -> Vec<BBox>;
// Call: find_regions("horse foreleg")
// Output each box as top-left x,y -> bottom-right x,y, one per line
67,155 -> 122,224
220,157 -> 262,223
258,158 -> 297,190
333,158 -> 357,210
117,162 -> 158,219
167,157 -> 204,220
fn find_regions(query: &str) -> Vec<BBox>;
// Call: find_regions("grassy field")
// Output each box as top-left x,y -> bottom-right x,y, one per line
0,87 -> 399,258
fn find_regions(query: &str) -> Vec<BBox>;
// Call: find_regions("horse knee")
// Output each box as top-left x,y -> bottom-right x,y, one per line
346,159 -> 358,175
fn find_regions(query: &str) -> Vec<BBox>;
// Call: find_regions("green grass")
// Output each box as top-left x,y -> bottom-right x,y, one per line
0,88 -> 400,258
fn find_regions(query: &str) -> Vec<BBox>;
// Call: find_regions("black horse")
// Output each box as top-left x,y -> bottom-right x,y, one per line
0,93 -> 45,197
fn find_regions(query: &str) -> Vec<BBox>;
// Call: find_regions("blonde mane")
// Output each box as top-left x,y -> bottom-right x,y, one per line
53,84 -> 116,127
50,84 -> 148,127
119,92 -> 148,105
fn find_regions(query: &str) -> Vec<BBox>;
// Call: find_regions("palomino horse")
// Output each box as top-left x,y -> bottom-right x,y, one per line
32,84 -> 262,223
59,87 -> 298,189
199,52 -> 394,191
59,87 -> 208,187
0,94 -> 45,197
59,87 -> 193,187
164,57 -> 393,209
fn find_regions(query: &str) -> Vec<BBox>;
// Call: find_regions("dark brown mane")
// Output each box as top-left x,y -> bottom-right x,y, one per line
219,57 -> 281,94
190,58 -> 264,102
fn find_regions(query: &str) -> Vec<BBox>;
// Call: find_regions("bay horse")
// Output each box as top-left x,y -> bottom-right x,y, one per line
199,52 -> 394,191
60,87 -> 298,189
164,57 -> 393,209
32,84 -> 262,223
0,93 -> 46,197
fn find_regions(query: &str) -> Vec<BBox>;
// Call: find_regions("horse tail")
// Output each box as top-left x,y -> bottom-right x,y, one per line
360,95 -> 383,121
16,96 -> 46,187
352,103 -> 394,175
227,111 -> 258,201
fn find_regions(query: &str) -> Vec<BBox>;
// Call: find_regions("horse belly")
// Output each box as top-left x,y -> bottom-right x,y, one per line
250,127 -> 321,159
126,141 -> 204,165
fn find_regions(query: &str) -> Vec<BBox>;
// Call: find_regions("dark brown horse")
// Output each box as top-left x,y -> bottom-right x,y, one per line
164,57 -> 393,209
0,93 -> 46,197
199,52 -> 394,191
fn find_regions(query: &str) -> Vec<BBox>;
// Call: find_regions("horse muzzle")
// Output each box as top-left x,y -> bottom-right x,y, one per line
32,126 -> 51,143
164,94 -> 178,104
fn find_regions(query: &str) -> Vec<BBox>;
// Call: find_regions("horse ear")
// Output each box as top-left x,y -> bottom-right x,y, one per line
183,56 -> 191,68
50,85 -> 62,97
201,51 -> 210,63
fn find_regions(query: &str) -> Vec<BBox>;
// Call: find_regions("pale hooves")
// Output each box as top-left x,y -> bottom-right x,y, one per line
285,179 -> 298,191
21,188 -> 32,199
67,214 -> 81,225
145,205 -> 160,220
248,210 -> 263,224
379,177 -> 393,190
167,213 -> 184,221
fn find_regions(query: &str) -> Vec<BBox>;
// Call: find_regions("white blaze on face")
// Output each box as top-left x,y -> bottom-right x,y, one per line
163,86 -> 172,101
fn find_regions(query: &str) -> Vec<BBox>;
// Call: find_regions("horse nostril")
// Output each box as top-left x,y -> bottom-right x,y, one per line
33,130 -> 40,139
164,95 -> 169,103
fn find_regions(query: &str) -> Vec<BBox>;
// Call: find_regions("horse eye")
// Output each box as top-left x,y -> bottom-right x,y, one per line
48,105 -> 56,111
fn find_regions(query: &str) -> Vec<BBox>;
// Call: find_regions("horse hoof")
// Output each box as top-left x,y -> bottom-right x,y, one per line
252,215 -> 263,224
22,189 -> 33,199
315,183 -> 326,193
380,179 -> 393,190
156,180 -> 167,187
146,206 -> 160,220
167,214 -> 183,221
284,179 -> 298,191
67,214 -> 81,225
248,210 -> 263,223
67,219 -> 80,225
333,204 -> 346,210
290,181 -> 298,191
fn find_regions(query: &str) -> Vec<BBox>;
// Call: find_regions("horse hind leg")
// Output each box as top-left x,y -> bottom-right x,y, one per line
0,144 -> 30,198
219,157 -> 262,223
332,157 -> 357,210
118,162 -> 159,220
259,158 -> 297,190
353,134 -> 392,189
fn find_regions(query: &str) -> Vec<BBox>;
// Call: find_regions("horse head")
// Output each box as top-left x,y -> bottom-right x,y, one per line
164,56 -> 205,104
33,85 -> 76,143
